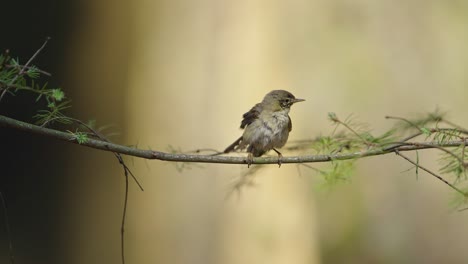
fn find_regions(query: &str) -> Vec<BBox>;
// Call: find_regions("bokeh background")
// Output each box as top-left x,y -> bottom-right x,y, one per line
2,0 -> 468,263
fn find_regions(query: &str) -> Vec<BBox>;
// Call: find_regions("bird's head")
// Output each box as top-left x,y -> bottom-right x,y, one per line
262,90 -> 305,111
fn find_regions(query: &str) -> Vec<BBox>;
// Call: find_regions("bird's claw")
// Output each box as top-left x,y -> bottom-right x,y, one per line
277,153 -> 283,168
272,148 -> 283,168
246,153 -> 253,168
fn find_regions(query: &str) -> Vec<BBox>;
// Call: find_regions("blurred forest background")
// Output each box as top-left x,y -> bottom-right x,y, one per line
2,0 -> 468,264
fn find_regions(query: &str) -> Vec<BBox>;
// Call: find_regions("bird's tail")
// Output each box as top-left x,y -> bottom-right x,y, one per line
224,136 -> 243,153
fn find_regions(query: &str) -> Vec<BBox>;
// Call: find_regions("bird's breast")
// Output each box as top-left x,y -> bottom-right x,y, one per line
269,111 -> 290,133
242,110 -> 291,150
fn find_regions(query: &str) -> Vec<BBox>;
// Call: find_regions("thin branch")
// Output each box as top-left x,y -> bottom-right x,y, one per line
0,81 -> 49,95
386,115 -> 468,136
70,121 -> 140,264
395,151 -> 466,196
440,119 -> 468,134
2,114 -> 468,166
4,64 -> 51,76
65,117 -> 143,191
382,128 -> 468,152
121,163 -> 129,264
0,37 -> 50,102
391,141 -> 464,165
386,115 -> 424,131
333,115 -> 373,145
382,132 -> 423,151
40,117 -> 141,264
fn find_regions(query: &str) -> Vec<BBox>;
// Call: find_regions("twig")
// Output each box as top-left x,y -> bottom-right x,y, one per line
395,150 -> 466,196
121,162 -> 129,264
0,37 -> 50,102
334,117 -> 373,146
70,124 -> 139,264
386,115 -> 424,132
44,117 -> 142,264
382,132 -> 423,151
382,128 -> 468,152
391,142 -> 464,165
4,64 -> 52,76
386,115 -> 468,136
441,119 -> 468,135
69,118 -> 143,190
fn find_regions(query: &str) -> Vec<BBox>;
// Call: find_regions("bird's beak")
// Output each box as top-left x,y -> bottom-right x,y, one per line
293,98 -> 305,103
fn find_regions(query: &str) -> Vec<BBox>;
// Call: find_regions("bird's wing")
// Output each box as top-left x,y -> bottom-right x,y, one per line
288,115 -> 292,132
225,103 -> 262,153
240,103 -> 262,129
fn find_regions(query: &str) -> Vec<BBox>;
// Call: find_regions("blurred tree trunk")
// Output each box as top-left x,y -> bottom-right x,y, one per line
58,0 -> 468,263
65,0 -> 320,263
124,0 -> 320,264
65,1 -> 134,264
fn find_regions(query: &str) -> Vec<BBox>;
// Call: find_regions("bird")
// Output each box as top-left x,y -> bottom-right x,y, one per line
224,90 -> 305,167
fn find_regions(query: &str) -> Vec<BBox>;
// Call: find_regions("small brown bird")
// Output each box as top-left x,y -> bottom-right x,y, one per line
224,90 -> 305,166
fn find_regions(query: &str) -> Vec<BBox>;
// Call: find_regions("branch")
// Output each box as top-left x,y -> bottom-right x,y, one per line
0,37 -> 50,102
1,114 -> 467,165
395,151 -> 466,196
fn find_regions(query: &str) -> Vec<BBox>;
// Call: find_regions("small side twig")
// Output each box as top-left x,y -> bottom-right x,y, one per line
395,150 -> 466,196
4,64 -> 51,76
330,113 -> 373,146
386,115 -> 424,132
40,116 -> 142,264
121,164 -> 129,264
64,118 -> 142,264
393,142 -> 464,165
441,119 -> 468,135
0,37 -> 50,102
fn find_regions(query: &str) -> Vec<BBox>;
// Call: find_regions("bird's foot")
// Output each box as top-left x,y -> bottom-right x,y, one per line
273,148 -> 283,168
246,153 -> 253,168
277,153 -> 283,167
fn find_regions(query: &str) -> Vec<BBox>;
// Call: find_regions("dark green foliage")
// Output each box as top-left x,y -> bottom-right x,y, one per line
0,53 -> 72,127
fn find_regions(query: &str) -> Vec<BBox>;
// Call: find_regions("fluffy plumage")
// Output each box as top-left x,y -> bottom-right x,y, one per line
224,90 -> 304,164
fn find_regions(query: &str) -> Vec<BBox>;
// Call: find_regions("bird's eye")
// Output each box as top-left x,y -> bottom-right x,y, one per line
280,99 -> 290,108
